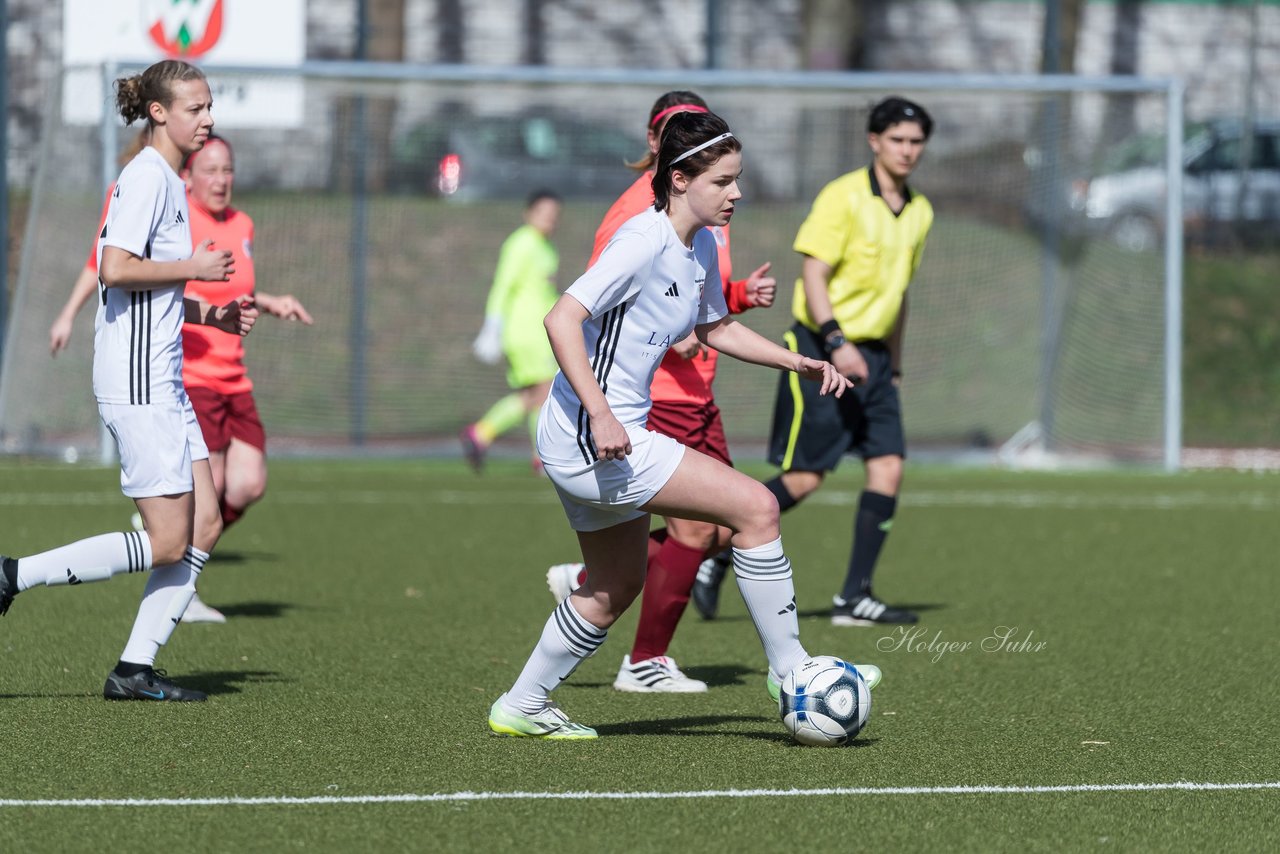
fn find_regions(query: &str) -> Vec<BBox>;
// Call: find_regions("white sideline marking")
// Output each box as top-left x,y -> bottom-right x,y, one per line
3,489 -> 1277,510
1,781 -> 1277,808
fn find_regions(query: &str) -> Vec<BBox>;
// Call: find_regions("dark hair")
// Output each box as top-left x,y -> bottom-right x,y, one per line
868,96 -> 933,139
114,60 -> 207,126
627,90 -> 710,173
181,133 -> 233,172
651,111 -> 741,212
526,188 -> 561,209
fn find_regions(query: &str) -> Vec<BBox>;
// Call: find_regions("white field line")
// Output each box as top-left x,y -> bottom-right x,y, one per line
1,781 -> 1277,808
1,489 -> 1277,510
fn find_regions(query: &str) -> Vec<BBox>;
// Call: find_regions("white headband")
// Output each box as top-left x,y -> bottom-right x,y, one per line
671,132 -> 735,164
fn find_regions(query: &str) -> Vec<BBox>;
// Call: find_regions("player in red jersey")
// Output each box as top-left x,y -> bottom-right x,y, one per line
49,133 -> 312,622
545,91 -> 778,692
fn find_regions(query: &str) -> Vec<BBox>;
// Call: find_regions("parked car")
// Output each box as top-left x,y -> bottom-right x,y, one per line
393,111 -> 640,201
1080,119 -> 1280,251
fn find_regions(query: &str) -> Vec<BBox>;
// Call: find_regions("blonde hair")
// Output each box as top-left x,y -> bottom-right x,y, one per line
114,60 -> 206,126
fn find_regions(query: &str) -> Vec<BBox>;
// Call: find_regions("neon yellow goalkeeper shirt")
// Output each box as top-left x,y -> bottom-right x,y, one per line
791,166 -> 933,342
484,223 -> 559,349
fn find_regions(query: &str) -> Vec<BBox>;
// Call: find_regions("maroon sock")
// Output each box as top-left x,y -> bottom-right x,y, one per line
220,500 -> 245,529
631,535 -> 704,662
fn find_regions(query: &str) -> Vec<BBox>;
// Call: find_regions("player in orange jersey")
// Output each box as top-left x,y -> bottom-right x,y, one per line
545,91 -> 778,692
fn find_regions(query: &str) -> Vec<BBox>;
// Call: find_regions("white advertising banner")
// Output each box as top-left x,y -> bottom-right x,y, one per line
62,0 -> 306,127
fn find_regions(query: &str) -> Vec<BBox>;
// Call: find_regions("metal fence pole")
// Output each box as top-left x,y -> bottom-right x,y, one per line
0,0 -> 9,371
349,0 -> 370,447
99,61 -> 120,465
1163,80 -> 1185,472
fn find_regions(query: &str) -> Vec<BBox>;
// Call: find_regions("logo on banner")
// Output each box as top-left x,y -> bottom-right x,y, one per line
146,0 -> 225,58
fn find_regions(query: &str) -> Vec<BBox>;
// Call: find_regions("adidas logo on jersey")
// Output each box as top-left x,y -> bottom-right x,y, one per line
176,210 -> 185,223
664,282 -> 680,297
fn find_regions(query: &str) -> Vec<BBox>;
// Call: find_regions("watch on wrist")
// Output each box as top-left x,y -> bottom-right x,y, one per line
823,331 -> 847,353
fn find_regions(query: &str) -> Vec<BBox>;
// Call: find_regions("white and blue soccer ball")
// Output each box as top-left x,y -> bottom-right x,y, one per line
779,655 -> 871,746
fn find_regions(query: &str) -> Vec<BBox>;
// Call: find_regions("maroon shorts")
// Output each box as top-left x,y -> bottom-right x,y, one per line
645,399 -> 733,467
187,387 -> 266,454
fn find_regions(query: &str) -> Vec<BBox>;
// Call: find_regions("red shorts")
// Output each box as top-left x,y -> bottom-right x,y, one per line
645,400 -> 732,467
187,387 -> 266,454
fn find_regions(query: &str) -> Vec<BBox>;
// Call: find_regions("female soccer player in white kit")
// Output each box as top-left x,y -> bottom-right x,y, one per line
0,60 -> 257,701
489,111 -> 860,739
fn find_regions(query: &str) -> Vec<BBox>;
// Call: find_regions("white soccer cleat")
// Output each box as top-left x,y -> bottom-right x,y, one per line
545,563 -> 584,604
182,593 -> 227,624
613,654 -> 708,693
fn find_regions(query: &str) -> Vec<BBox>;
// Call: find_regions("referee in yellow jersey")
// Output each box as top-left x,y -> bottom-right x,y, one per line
766,97 -> 933,626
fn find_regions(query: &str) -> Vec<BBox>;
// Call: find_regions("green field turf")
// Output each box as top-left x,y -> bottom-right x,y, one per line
1,459 -> 1278,852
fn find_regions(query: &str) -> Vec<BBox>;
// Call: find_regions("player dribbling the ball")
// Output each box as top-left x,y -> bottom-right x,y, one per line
488,112 -> 871,739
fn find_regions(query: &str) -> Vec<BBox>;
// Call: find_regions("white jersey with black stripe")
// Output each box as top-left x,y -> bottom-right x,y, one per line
93,146 -> 192,405
538,207 -> 729,465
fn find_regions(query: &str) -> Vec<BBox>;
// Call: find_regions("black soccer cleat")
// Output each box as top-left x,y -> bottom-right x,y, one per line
103,667 -> 207,702
691,551 -> 732,620
1,555 -> 18,617
831,593 -> 919,626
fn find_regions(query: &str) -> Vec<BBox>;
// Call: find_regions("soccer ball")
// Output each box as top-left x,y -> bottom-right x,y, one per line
779,656 -> 871,746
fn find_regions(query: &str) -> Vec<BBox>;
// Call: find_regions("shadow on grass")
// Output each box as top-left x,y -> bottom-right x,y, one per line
796,602 -> 947,620
180,669 -> 290,697
0,669 -> 289,700
208,600 -> 295,619
207,550 -> 280,564
594,714 -> 881,747
593,714 -> 785,741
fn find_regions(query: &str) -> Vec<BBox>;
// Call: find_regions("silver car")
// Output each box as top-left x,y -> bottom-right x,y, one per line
1081,119 -> 1280,251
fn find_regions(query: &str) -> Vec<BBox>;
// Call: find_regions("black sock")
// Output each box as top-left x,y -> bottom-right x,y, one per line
764,475 -> 800,514
114,660 -> 150,677
839,491 -> 897,602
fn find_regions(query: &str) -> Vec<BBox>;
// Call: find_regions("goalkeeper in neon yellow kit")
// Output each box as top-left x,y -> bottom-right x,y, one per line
461,190 -> 562,473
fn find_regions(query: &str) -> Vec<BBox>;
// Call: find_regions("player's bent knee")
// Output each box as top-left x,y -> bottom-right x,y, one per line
147,533 -> 189,567
736,483 -> 780,539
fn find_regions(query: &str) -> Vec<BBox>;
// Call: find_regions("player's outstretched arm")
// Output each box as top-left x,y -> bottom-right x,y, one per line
255,292 -> 314,325
698,316 -> 852,398
50,265 -> 101,356
184,296 -> 259,337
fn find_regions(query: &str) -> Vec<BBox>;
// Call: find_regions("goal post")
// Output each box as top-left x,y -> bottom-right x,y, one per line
0,62 -> 1184,469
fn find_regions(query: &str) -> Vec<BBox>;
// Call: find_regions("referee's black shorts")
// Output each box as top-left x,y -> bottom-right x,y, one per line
767,322 -> 906,473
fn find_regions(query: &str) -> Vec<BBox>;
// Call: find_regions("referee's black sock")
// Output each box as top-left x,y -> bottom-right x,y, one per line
838,490 -> 897,603
763,476 -> 799,514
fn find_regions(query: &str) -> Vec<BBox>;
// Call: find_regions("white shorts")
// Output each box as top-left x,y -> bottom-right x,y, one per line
542,426 -> 686,532
99,391 -> 209,499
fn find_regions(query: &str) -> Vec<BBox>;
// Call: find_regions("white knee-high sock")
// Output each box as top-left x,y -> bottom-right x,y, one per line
15,531 -> 150,592
119,545 -> 208,666
733,537 -> 808,679
504,598 -> 607,715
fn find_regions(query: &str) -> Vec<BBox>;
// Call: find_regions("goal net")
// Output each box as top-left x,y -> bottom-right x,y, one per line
0,65 -> 1178,467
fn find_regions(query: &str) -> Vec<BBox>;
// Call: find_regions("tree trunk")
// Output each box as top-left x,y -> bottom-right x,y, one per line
332,0 -> 406,193
801,0 -> 864,70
